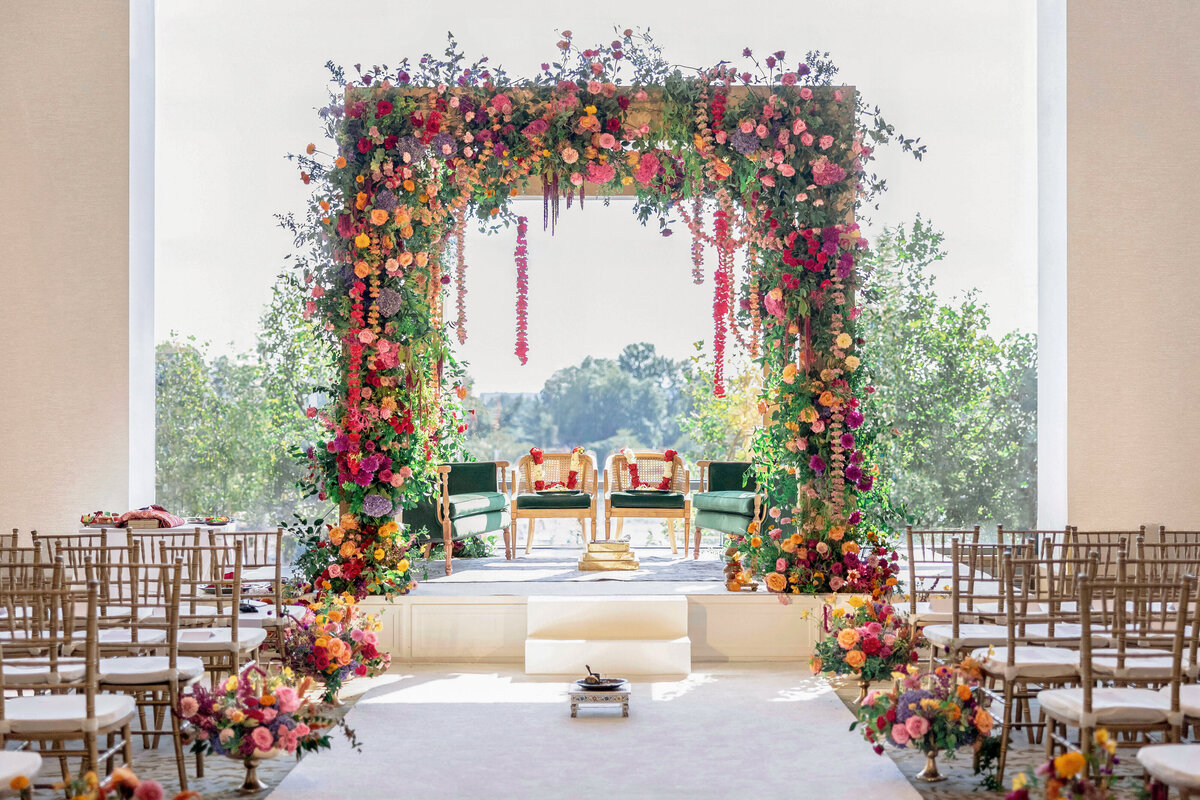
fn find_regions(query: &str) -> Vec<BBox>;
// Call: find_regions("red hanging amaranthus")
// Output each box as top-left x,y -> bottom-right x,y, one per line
453,205 -> 468,345
711,203 -> 735,398
514,215 -> 529,365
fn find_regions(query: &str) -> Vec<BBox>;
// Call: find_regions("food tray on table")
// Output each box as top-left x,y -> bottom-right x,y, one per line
573,678 -> 629,692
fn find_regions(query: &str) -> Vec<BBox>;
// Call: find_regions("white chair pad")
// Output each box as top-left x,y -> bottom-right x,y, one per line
902,602 -> 953,625
147,604 -> 220,619
3,661 -> 86,684
5,694 -> 136,735
972,646 -> 1080,680
176,627 -> 267,653
1137,744 -> 1200,790
924,623 -> 1007,649
0,750 -> 41,789
99,628 -> 167,645
1092,648 -> 1192,680
1161,684 -> 1200,718
1020,623 -> 1111,646
99,656 -> 206,684
1038,687 -> 1170,726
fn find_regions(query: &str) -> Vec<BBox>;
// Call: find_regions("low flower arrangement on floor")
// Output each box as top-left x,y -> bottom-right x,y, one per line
853,660 -> 994,776
810,596 -> 922,683
1006,730 -> 1119,800
282,594 -> 392,702
177,664 -> 338,761
30,768 -> 198,800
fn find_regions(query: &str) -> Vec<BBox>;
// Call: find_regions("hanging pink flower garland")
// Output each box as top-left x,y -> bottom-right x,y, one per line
514,215 -> 530,365
712,205 -> 733,398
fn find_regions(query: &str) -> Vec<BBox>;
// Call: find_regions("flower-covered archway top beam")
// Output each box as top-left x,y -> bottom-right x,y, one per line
293,30 -> 910,600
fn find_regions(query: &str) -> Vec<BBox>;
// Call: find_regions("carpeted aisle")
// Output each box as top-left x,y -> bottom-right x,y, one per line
267,665 -> 921,800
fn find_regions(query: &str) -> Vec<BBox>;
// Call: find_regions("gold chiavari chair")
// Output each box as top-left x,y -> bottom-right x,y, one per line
209,529 -> 294,658
127,527 -> 203,569
0,580 -> 135,786
1145,530 -> 1200,562
30,529 -> 108,564
922,539 -> 1023,666
1040,573 -> 1195,763
974,550 -> 1097,783
97,558 -> 201,791
903,526 -> 981,625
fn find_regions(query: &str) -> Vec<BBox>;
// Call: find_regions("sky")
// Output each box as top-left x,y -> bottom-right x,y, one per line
155,0 -> 1037,394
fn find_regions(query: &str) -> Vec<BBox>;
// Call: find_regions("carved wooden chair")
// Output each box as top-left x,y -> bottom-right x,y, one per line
602,452 -> 690,555
405,462 -> 511,575
509,451 -> 598,558
691,461 -> 763,560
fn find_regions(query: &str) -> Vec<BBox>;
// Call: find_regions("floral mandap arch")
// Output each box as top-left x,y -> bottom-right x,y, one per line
289,30 -> 916,600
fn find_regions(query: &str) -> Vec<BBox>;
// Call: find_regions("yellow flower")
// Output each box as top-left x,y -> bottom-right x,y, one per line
1011,773 -> 1027,791
374,548 -> 385,560
328,610 -> 343,623
584,105 -> 597,115
844,355 -> 860,370
835,333 -> 853,349
379,521 -> 399,537
230,710 -> 245,724
846,596 -> 866,609
354,233 -> 371,248
224,676 -> 238,692
397,558 -> 410,572
1053,751 -> 1086,778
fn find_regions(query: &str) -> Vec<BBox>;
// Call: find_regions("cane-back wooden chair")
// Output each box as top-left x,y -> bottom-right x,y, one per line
509,450 -> 598,558
603,451 -> 690,555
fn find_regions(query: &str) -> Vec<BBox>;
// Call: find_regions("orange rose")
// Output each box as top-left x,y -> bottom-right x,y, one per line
841,541 -> 860,556
836,628 -> 860,650
335,156 -> 347,169
780,538 -> 797,554
828,526 -> 845,541
370,208 -> 390,226
974,707 -> 994,735
944,703 -> 961,722
810,657 -> 823,674
765,572 -> 787,593
844,650 -> 865,669
956,684 -> 973,702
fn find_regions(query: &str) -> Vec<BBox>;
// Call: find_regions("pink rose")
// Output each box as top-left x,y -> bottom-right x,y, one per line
261,708 -> 277,723
398,466 -> 413,479
274,686 -> 300,714
829,576 -> 845,591
769,528 -> 783,540
569,172 -> 584,187
905,716 -> 930,738
250,725 -> 274,753
793,119 -> 807,135
866,622 -> 883,635
132,782 -> 164,800
782,72 -> 797,86
587,80 -> 602,93
776,558 -> 788,572
740,120 -> 755,134
891,723 -> 911,745
819,135 -> 834,150
801,132 -> 814,147
598,133 -> 618,150
778,164 -> 795,177
294,723 -> 310,737
799,87 -> 813,100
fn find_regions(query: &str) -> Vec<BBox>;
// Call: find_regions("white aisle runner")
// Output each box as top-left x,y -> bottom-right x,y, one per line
267,665 -> 921,800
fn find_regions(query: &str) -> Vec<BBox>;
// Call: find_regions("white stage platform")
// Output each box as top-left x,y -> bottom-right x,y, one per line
362,548 -> 845,665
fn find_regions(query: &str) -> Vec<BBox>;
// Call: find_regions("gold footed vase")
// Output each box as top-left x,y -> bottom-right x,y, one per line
914,749 -> 947,783
855,680 -> 871,704
238,756 -> 267,793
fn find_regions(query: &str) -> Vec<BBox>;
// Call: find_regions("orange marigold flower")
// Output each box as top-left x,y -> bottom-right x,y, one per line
335,156 -> 347,168
305,143 -> 316,154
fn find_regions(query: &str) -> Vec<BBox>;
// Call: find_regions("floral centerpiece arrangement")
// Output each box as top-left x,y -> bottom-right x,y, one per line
290,512 -> 416,600
282,594 -> 392,702
810,596 -> 922,694
33,768 -> 198,800
1006,730 -> 1120,800
854,660 -> 994,781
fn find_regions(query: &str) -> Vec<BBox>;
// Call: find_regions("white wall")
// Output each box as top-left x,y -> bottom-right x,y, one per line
0,1 -> 131,534
1064,0 -> 1200,528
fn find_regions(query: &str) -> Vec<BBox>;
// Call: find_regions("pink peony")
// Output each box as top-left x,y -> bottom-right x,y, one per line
865,622 -> 883,635
597,132 -> 618,150
890,723 -> 911,745
811,156 -> 847,186
294,722 -> 311,737
586,162 -> 616,184
362,631 -> 378,646
179,696 -> 199,718
904,716 -> 930,738
274,686 -> 300,714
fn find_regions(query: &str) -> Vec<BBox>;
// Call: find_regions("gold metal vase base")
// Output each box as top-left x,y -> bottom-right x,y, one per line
855,680 -> 871,704
914,750 -> 947,783
238,757 -> 267,793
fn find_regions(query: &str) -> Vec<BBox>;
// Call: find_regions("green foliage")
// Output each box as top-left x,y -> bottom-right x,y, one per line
857,218 -> 1037,529
676,342 -> 760,463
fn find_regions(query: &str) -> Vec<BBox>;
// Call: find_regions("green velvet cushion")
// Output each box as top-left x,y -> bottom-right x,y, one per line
610,491 -> 685,510
447,492 -> 507,517
694,509 -> 754,535
444,462 -> 499,494
516,492 -> 592,510
449,509 -> 510,539
692,490 -> 756,516
707,461 -> 756,492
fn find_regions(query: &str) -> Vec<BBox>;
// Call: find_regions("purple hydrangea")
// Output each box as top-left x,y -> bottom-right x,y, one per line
430,132 -> 457,158
395,136 -> 425,163
894,689 -> 933,723
377,288 -> 403,317
730,129 -> 760,155
374,189 -> 397,212
362,493 -> 393,518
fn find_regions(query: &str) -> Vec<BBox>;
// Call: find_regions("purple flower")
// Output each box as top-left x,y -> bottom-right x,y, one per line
809,455 -> 826,474
857,476 -> 874,492
846,409 -> 864,429
362,493 -> 393,519
395,136 -> 426,163
844,464 -> 862,483
849,511 -> 862,525
894,689 -> 932,723
850,449 -> 864,464
840,432 -> 855,449
837,252 -> 855,278
374,189 -> 397,212
730,129 -> 760,155
330,434 -> 350,452
377,288 -> 403,317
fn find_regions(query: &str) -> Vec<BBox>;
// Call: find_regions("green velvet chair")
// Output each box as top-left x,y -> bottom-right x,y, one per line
404,461 -> 510,575
691,461 -> 763,560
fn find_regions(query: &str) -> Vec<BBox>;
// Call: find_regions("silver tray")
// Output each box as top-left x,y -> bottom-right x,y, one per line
574,678 -> 629,691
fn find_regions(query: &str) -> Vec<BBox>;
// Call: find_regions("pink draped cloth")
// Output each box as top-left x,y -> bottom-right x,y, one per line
115,505 -> 185,529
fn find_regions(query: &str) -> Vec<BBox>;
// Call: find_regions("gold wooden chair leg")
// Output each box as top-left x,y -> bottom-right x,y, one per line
692,523 -> 700,560
525,519 -> 535,555
667,519 -> 677,554
605,513 -> 612,540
